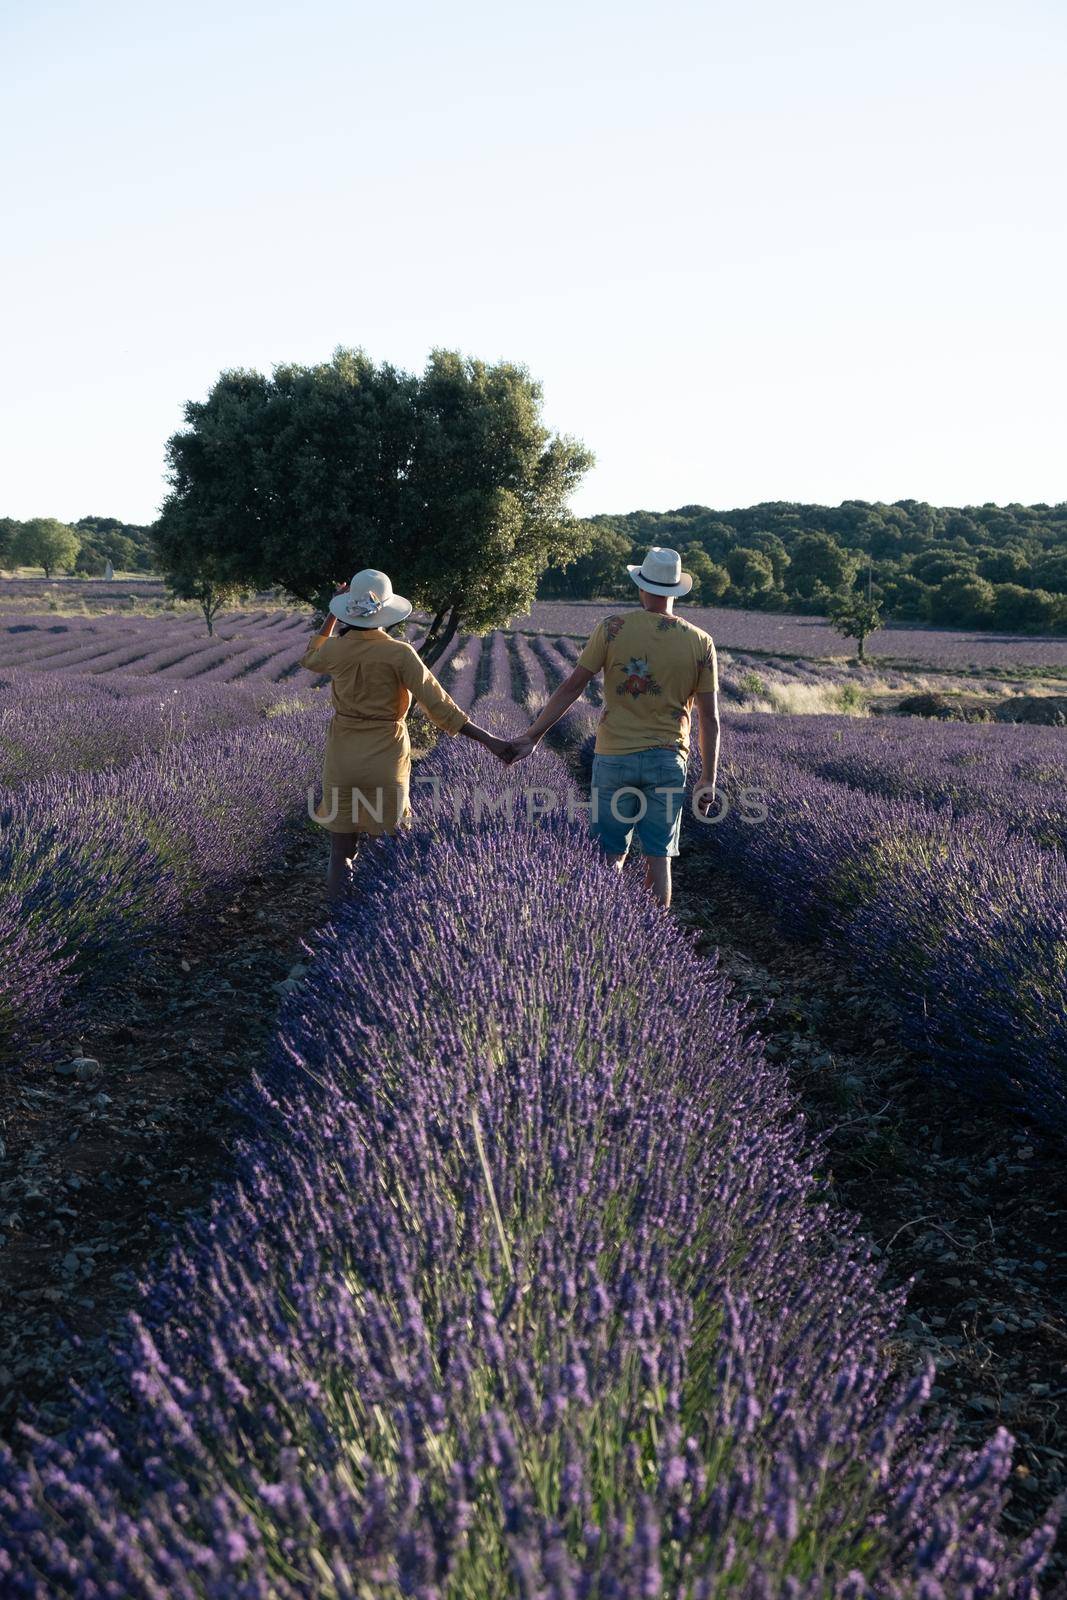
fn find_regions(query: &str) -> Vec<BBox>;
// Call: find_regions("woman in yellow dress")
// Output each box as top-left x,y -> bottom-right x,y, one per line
300,568 -> 510,900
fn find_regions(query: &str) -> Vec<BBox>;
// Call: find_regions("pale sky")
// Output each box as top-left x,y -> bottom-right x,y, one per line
2,0 -> 1064,527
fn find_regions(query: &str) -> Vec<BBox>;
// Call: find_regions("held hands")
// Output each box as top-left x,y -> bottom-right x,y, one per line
482,733 -> 516,764
503,732 -> 539,766
473,728 -> 540,764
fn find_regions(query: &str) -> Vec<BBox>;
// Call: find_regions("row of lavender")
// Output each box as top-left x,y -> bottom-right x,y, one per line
0,610 -> 315,684
1,686 -> 1055,1596
701,718 -> 1067,1134
0,611 -> 441,686
729,715 -> 1067,854
0,668 -> 317,787
0,698 -> 329,1054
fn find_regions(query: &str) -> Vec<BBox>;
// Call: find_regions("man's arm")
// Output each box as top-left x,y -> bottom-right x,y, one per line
694,689 -> 720,813
509,666 -> 595,760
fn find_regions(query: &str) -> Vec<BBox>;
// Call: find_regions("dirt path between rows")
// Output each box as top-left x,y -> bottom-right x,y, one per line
672,834 -> 1067,1582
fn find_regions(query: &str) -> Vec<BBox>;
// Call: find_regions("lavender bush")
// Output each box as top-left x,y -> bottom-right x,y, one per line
724,715 -> 1067,853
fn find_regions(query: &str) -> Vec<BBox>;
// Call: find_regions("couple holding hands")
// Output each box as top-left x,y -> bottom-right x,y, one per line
300,547 -> 720,907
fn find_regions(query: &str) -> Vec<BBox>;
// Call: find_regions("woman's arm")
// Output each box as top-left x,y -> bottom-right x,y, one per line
459,721 -> 514,762
400,650 -> 512,761
299,584 -> 345,669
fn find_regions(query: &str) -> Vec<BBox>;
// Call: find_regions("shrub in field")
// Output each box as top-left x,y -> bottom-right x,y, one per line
0,725 -> 1056,1595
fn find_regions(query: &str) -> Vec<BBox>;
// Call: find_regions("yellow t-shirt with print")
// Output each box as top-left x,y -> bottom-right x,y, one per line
578,610 -> 718,756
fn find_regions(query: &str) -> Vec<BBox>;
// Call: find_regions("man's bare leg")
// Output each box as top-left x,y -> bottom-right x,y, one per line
605,852 -> 627,874
326,831 -> 359,903
643,856 -> 672,908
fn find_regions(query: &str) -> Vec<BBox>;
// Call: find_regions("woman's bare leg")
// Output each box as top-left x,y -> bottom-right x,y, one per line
326,831 -> 360,903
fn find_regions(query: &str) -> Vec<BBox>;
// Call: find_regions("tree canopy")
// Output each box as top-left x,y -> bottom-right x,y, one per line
12,518 -> 81,578
154,346 -> 593,662
73,516 -> 156,575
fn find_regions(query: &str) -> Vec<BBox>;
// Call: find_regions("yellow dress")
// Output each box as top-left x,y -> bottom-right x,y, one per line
299,627 -> 469,834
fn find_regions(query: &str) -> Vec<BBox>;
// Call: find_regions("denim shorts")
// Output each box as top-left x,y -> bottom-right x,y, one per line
589,747 -> 689,858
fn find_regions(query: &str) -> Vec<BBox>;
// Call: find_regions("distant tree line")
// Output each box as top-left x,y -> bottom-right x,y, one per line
0,515 -> 156,578
6,484 -> 1066,640
541,500 -> 1067,633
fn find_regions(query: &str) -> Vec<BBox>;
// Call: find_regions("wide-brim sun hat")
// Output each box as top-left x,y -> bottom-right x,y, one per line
329,568 -> 413,628
626,546 -> 694,597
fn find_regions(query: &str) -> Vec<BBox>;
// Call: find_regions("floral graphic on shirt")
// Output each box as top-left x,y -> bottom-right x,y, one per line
603,615 -> 626,642
656,615 -> 683,631
616,656 -> 662,699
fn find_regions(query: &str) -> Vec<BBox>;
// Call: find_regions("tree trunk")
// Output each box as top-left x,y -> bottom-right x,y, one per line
857,633 -> 866,661
420,606 -> 447,656
420,604 -> 461,667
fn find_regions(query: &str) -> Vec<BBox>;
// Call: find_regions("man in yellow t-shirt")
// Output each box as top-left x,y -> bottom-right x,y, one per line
508,546 -> 720,907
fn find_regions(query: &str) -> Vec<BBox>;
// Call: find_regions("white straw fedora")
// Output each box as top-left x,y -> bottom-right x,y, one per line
626,546 -> 693,598
329,569 -> 413,629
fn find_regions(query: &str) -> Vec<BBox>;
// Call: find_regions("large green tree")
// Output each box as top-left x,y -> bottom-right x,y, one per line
13,517 -> 81,578
924,574 -> 996,626
991,584 -> 1066,632
155,346 -> 593,664
74,516 -> 156,574
560,499 -> 1067,634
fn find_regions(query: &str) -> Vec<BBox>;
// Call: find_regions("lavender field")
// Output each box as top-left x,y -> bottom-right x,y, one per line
509,600 -> 1067,672
0,608 -> 316,682
0,611 -> 1064,1594
2,673 -> 1059,1597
